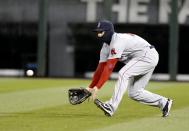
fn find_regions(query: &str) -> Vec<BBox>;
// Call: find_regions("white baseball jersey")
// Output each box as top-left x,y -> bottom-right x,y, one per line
100,33 -> 152,63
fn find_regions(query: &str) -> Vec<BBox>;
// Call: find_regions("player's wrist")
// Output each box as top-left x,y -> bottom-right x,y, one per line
94,86 -> 99,91
86,87 -> 93,92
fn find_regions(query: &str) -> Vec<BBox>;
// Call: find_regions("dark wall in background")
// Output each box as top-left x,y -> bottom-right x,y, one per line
0,22 -> 38,69
1,22 -> 188,76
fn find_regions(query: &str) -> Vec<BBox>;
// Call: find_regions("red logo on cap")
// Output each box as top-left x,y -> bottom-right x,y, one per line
111,48 -> 117,55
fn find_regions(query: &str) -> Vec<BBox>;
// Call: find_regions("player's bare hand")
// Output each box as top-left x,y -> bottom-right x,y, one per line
86,86 -> 99,101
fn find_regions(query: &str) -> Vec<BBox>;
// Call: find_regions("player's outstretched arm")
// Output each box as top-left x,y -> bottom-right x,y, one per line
88,58 -> 118,100
88,62 -> 106,89
96,58 -> 118,89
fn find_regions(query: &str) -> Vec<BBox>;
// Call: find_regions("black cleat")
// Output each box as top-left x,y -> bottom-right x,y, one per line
162,99 -> 173,117
94,99 -> 113,117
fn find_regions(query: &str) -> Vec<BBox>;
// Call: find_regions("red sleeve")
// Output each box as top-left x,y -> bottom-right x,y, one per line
89,62 -> 106,88
96,59 -> 118,89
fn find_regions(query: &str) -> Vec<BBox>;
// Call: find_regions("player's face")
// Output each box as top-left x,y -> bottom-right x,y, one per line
97,31 -> 105,38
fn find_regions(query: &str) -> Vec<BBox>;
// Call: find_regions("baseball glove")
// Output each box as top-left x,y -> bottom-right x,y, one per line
68,88 -> 92,105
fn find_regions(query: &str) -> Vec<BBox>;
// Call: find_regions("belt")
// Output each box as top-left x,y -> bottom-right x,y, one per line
149,45 -> 154,49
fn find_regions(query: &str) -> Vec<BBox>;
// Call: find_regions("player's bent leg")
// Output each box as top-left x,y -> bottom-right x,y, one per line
103,60 -> 148,115
96,69 -> 131,116
128,72 -> 171,116
106,71 -> 130,113
128,89 -> 167,108
128,89 -> 173,117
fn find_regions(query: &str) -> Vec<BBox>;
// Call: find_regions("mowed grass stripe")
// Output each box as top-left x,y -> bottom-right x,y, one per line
0,87 -> 72,113
0,86 -> 113,114
90,106 -> 189,131
0,80 -> 115,114
0,78 -> 90,93
0,80 -> 187,114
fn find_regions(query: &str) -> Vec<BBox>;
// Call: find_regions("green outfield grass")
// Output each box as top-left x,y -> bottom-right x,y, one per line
0,78 -> 189,131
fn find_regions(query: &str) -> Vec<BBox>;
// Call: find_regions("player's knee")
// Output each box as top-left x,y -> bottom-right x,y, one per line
128,90 -> 143,100
128,91 -> 136,99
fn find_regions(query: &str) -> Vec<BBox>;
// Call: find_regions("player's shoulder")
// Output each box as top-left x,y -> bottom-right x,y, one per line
116,33 -> 147,42
113,32 -> 135,40
111,33 -> 130,44
110,33 -> 126,48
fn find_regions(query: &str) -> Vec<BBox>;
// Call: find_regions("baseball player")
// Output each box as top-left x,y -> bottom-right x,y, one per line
86,20 -> 173,117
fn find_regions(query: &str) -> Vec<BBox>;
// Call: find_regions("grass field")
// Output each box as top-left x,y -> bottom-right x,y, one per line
0,78 -> 189,131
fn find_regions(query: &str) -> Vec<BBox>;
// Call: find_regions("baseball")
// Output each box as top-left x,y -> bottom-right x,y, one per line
26,70 -> 34,76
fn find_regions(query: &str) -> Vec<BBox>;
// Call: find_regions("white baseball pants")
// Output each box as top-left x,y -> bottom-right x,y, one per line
107,48 -> 168,113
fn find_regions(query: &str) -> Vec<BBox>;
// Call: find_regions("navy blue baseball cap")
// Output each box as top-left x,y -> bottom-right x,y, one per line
93,20 -> 114,32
